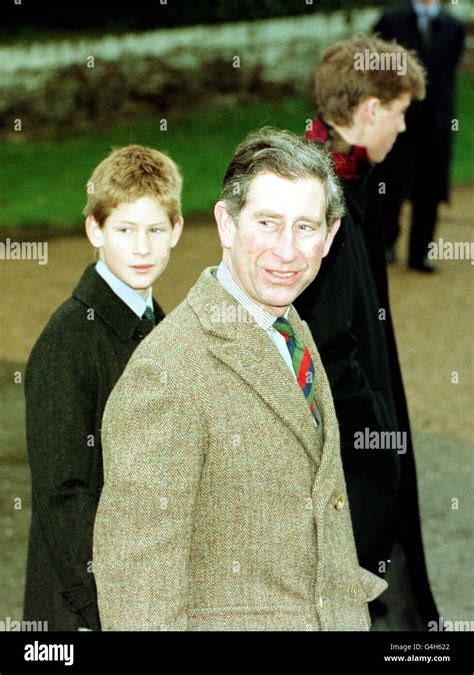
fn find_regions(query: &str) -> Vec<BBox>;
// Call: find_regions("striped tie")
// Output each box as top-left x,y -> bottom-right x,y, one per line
273,317 -> 316,413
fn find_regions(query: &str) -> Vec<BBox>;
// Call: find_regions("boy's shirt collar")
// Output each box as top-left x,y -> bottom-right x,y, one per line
95,259 -> 153,319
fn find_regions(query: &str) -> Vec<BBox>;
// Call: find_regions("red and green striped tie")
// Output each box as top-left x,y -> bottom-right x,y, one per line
273,317 -> 316,414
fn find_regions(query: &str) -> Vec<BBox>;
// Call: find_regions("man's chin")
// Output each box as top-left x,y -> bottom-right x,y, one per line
258,288 -> 302,315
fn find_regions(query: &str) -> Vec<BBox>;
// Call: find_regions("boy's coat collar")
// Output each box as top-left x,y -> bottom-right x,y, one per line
73,264 -> 164,342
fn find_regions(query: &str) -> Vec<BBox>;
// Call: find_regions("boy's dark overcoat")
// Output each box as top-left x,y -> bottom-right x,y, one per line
294,173 -> 439,629
23,264 -> 164,631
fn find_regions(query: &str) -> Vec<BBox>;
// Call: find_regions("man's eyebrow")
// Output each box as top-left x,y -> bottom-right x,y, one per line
253,210 -> 323,225
253,210 -> 283,220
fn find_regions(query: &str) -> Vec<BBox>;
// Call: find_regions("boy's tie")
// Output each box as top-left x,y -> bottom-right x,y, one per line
273,317 -> 316,414
142,306 -> 155,326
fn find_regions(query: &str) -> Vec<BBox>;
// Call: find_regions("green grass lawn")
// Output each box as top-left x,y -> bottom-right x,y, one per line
1,72 -> 473,231
451,72 -> 474,186
0,97 -> 313,230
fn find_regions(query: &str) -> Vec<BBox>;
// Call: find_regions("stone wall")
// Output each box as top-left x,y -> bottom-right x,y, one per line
1,5 -> 472,138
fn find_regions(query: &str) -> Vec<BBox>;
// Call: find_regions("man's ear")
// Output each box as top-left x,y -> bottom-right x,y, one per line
170,217 -> 184,248
214,200 -> 237,249
323,218 -> 341,257
85,216 -> 104,249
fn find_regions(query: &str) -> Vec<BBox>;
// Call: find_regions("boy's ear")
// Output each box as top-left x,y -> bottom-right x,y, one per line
85,216 -> 104,249
323,218 -> 341,258
170,217 -> 184,248
214,200 -> 237,249
362,96 -> 382,126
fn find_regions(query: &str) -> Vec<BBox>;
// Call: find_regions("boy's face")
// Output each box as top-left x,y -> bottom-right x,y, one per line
364,92 -> 411,163
86,196 -> 183,299
215,172 -> 340,317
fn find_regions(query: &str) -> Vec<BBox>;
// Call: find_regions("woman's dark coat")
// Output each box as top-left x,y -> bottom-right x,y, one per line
373,1 -> 465,203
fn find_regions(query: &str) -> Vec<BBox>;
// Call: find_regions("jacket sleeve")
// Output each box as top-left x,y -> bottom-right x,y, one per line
294,224 -> 383,452
93,354 -> 206,631
25,328 -> 101,629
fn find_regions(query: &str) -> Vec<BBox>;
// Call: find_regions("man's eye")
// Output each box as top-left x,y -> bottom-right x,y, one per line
259,220 -> 275,227
298,223 -> 314,232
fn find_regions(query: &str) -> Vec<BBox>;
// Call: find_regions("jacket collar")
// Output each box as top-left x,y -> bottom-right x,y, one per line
306,118 -> 372,183
187,267 -> 326,466
72,264 -> 164,342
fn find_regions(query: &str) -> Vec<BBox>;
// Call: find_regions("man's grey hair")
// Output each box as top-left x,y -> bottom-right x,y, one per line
221,126 -> 345,226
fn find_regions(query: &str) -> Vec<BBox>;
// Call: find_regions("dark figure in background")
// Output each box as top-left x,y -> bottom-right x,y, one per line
373,0 -> 465,272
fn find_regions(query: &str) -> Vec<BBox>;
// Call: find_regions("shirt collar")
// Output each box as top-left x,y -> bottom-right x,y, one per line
95,259 -> 153,318
216,260 -> 289,331
412,1 -> 440,18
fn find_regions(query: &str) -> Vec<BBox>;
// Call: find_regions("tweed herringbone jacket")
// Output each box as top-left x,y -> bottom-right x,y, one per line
93,267 -> 387,631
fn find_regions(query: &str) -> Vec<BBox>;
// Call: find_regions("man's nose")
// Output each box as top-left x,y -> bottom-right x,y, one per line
272,228 -> 298,262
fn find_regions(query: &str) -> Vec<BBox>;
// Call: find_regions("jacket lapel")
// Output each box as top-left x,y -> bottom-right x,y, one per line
188,268 -> 323,466
73,265 -> 144,341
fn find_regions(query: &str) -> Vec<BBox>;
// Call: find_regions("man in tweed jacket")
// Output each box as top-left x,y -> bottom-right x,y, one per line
93,128 -> 388,631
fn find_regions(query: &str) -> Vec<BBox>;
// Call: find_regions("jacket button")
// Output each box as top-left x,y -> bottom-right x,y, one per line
335,495 -> 345,510
349,583 -> 358,599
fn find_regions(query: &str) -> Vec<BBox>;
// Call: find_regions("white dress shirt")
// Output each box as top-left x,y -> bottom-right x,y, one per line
412,0 -> 440,35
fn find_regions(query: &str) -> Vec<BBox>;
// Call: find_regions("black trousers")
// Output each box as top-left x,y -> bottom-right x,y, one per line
409,174 -> 439,265
378,151 -> 440,265
376,106 -> 445,266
